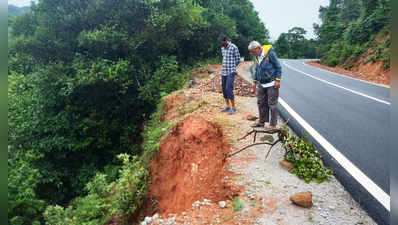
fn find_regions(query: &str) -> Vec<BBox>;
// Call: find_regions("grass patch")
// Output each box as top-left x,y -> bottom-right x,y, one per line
308,213 -> 313,222
179,104 -> 186,115
226,164 -> 232,171
232,196 -> 244,212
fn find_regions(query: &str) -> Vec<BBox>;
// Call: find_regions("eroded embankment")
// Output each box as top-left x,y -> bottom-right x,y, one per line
148,115 -> 240,215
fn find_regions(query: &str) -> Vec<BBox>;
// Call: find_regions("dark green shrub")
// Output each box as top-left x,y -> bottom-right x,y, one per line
8,148 -> 46,225
282,134 -> 333,183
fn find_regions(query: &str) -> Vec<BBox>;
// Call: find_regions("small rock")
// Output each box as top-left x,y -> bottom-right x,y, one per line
166,217 -> 176,225
246,114 -> 258,121
260,135 -> 274,142
192,200 -> 201,209
219,201 -> 227,208
152,213 -> 159,220
248,193 -> 255,200
290,192 -> 313,208
203,198 -> 211,205
144,216 -> 152,224
329,205 -> 335,210
279,160 -> 294,170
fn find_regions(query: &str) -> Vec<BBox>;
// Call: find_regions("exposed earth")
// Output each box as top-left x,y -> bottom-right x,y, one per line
307,60 -> 390,87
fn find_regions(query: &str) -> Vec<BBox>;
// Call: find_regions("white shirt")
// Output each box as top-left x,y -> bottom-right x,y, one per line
256,48 -> 265,64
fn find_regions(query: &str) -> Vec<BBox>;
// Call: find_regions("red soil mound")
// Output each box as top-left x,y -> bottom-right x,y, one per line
149,115 -> 239,215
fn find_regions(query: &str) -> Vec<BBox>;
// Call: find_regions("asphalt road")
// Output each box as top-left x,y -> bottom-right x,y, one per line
277,59 -> 390,224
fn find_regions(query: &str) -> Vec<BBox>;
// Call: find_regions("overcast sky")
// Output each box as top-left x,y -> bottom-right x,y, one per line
8,0 -> 36,7
9,0 -> 330,40
250,0 -> 330,40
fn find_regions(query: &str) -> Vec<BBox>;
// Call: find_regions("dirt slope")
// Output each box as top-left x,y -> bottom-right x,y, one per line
149,115 -> 239,215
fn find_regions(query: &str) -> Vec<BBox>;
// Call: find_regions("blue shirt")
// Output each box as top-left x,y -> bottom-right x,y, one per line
252,47 -> 282,84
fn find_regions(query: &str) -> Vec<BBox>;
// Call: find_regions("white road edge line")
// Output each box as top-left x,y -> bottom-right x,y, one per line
279,97 -> 390,211
282,62 -> 390,105
301,62 -> 390,89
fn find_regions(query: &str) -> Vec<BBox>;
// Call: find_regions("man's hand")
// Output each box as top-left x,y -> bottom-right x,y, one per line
274,81 -> 280,89
252,83 -> 257,94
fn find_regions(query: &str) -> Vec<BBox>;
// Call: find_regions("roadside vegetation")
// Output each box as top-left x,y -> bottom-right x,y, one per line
315,0 -> 390,69
274,0 -> 390,71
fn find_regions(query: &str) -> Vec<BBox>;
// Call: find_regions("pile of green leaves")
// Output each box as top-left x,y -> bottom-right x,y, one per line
282,134 -> 333,183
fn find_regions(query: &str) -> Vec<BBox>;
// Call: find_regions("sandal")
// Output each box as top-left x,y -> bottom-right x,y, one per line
228,108 -> 237,114
221,107 -> 230,112
251,122 -> 265,127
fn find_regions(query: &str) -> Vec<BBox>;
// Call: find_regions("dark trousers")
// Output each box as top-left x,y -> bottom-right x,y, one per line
257,85 -> 279,126
221,72 -> 235,99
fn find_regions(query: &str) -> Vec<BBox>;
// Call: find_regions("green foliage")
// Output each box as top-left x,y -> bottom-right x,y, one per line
139,56 -> 188,102
141,101 -> 175,165
221,0 -> 270,59
282,134 -> 333,183
44,154 -> 148,225
194,0 -> 270,59
8,148 -> 46,225
322,41 -> 363,66
9,10 -> 37,37
8,59 -> 145,204
43,100 -> 171,225
274,27 -> 318,59
315,0 -> 390,66
232,196 -> 244,212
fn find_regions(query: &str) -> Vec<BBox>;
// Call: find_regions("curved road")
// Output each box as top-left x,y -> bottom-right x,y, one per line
277,59 -> 390,225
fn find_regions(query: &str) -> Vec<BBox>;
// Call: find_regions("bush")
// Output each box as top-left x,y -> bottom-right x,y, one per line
44,154 -> 148,225
8,148 -> 46,225
43,100 -> 173,225
323,55 -> 339,67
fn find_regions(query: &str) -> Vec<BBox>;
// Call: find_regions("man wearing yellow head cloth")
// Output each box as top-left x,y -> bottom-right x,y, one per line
248,41 -> 282,129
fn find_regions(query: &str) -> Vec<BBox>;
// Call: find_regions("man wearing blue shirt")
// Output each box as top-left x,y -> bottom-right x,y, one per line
248,41 -> 282,129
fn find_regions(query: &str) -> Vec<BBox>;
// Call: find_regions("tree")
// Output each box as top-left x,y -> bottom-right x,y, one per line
314,0 -> 390,67
274,27 -> 317,59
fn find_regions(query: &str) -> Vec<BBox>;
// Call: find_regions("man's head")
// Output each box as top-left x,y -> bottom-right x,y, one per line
218,34 -> 230,48
248,41 -> 262,56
